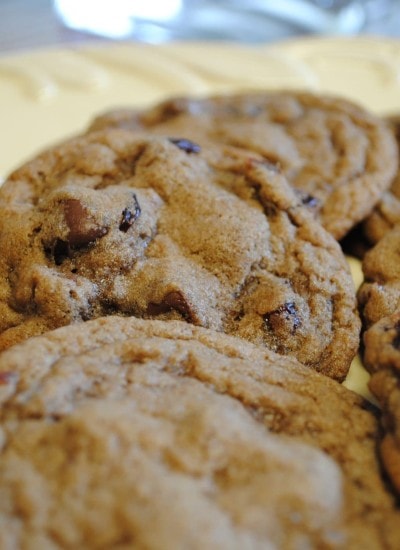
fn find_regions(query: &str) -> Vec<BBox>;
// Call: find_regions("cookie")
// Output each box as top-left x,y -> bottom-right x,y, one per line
0,130 -> 359,379
358,225 -> 400,328
364,310 -> 400,497
88,91 -> 398,239
0,316 -> 399,549
363,115 -> 400,244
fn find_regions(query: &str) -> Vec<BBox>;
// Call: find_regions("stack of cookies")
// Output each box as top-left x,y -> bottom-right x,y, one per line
0,90 -> 399,548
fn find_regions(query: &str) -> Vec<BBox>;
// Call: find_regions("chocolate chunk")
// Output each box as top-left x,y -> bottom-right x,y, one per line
168,138 -> 201,154
146,302 -> 171,316
119,194 -> 141,232
263,302 -> 301,335
147,291 -> 195,322
63,199 -> 108,247
0,371 -> 17,385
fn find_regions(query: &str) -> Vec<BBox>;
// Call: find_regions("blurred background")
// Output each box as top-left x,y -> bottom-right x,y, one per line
1,0 -> 400,53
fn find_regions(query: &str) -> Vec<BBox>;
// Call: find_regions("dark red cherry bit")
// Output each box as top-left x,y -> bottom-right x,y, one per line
0,371 -> 18,385
119,194 -> 141,232
168,138 -> 201,154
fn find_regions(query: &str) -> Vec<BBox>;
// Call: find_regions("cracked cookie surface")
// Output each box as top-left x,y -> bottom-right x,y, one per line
358,225 -> 400,328
0,130 -> 359,378
364,310 -> 400,498
0,317 -> 398,550
364,116 -> 400,244
88,91 -> 398,240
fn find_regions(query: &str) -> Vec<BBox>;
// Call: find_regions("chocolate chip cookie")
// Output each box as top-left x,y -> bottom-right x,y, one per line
358,225 -> 400,328
0,129 -> 359,379
364,115 -> 400,244
0,317 -> 398,549
364,310 -> 400,498
88,91 -> 398,239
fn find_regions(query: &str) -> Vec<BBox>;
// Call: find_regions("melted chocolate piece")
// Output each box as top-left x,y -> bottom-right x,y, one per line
63,199 -> 108,247
147,291 -> 195,322
119,194 -> 141,232
168,138 -> 201,154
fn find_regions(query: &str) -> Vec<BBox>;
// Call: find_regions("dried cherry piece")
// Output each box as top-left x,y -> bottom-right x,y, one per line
119,194 -> 141,232
0,371 -> 17,385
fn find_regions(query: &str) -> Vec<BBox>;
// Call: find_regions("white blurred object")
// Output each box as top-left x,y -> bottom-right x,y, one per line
53,0 -> 395,43
54,0 -> 183,39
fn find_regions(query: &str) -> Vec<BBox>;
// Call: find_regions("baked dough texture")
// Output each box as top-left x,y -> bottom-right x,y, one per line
0,317 -> 398,549
0,131 -> 359,379
89,91 -> 398,240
